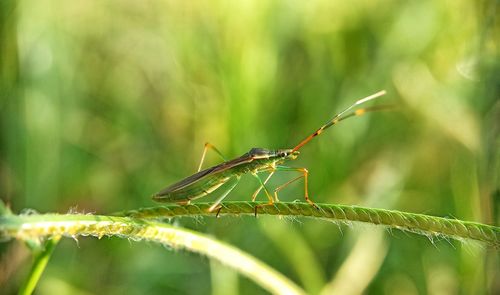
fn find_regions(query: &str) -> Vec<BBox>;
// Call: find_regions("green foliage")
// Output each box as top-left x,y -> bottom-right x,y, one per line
1,0 -> 499,294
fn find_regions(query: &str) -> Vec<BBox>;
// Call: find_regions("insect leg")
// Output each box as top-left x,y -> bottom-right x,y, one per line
251,172 -> 274,203
251,170 -> 275,201
274,166 -> 319,209
208,176 -> 240,212
251,172 -> 277,216
198,142 -> 227,172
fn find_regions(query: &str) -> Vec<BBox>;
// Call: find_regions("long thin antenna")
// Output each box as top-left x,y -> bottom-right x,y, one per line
292,90 -> 387,152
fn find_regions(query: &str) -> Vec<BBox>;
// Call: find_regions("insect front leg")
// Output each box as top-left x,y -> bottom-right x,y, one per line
274,165 -> 319,209
198,142 -> 227,172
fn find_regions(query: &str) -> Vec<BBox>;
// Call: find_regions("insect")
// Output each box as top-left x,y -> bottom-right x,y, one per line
153,90 -> 387,213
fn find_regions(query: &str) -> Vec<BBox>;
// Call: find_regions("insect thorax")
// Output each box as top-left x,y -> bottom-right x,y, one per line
247,147 -> 299,164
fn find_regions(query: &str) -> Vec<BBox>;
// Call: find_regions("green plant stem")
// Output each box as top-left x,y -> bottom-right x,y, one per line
1,214 -> 305,295
1,201 -> 498,293
119,202 -> 500,247
18,236 -> 60,295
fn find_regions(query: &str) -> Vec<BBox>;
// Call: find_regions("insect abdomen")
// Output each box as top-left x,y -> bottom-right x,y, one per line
153,173 -> 231,204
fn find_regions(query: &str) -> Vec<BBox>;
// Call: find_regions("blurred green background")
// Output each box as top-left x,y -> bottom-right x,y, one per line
1,0 -> 498,294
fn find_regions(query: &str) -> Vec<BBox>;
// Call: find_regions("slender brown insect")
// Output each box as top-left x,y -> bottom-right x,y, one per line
153,90 -> 387,213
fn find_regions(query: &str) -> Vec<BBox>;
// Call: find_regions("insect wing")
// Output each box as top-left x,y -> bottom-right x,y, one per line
154,153 -> 253,195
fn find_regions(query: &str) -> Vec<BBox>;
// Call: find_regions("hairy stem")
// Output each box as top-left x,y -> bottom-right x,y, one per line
0,214 -> 305,295
119,202 -> 500,247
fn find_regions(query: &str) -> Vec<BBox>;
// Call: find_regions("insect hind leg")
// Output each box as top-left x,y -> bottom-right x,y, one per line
198,142 -> 227,172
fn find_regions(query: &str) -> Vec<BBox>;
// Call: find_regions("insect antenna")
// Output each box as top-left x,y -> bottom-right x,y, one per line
292,90 -> 387,152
